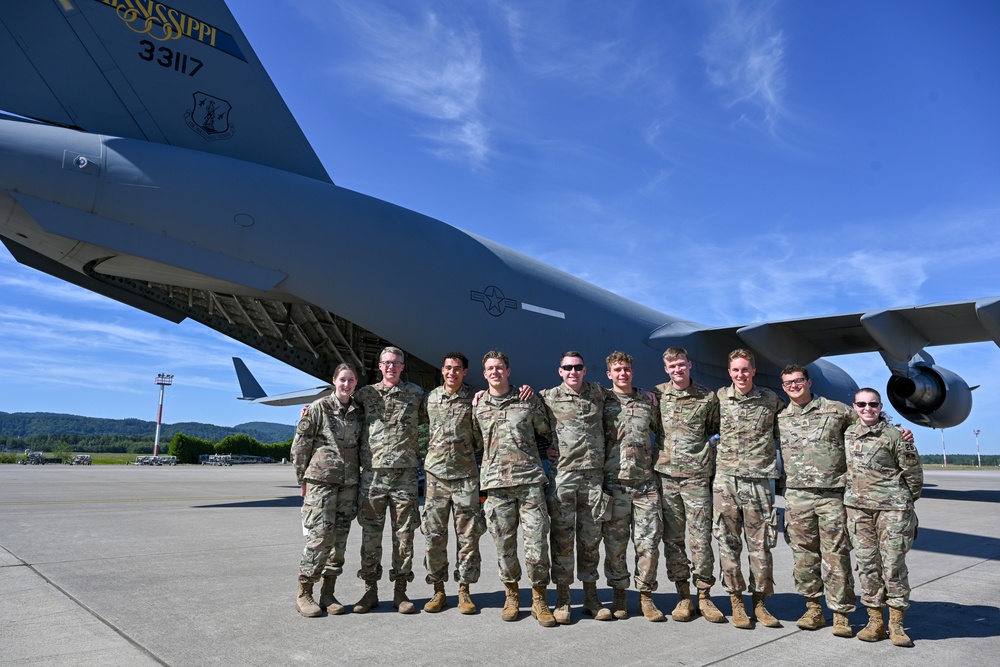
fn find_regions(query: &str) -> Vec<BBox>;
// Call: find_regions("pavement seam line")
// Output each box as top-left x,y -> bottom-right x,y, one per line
912,554 -> 998,589
22,560 -> 172,667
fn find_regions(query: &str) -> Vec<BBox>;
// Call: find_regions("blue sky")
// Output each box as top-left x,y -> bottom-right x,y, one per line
2,0 -> 999,455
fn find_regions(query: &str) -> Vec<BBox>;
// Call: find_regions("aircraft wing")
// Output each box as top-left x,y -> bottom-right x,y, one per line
652,298 -> 1000,368
0,0 -> 330,183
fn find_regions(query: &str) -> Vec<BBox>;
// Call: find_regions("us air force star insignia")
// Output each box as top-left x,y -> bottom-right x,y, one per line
471,285 -> 518,317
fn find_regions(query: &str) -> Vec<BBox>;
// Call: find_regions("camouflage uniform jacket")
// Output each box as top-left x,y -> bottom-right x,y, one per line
653,380 -> 720,478
419,383 -> 481,480
355,381 -> 425,469
603,388 -> 661,482
291,395 -> 364,486
540,380 -> 606,472
473,388 -> 551,490
716,384 -> 784,478
844,419 -> 923,510
778,395 -> 855,489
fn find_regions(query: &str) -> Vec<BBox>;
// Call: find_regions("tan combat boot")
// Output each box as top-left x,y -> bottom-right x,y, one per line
296,576 -> 323,617
730,594 -> 752,629
583,581 -> 612,621
352,581 -> 379,614
319,575 -> 347,615
857,606 -> 887,642
457,583 -> 477,615
832,611 -> 853,638
393,579 -> 416,614
698,589 -> 726,623
796,598 -> 825,630
553,583 -> 572,624
501,582 -> 520,622
423,580 -> 447,613
672,581 -> 694,622
639,591 -> 666,622
531,585 -> 557,627
888,607 -> 913,647
752,592 -> 781,628
610,587 -> 628,620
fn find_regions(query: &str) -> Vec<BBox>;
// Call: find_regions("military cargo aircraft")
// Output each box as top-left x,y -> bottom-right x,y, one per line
1,1 -> 998,428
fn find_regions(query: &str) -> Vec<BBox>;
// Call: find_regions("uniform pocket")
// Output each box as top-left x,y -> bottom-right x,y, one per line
765,507 -> 779,549
590,488 -> 613,522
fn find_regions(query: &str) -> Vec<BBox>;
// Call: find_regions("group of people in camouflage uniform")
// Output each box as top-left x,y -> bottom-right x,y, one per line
290,344 -> 922,647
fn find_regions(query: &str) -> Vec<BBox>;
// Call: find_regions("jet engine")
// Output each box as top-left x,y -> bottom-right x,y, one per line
885,363 -> 973,429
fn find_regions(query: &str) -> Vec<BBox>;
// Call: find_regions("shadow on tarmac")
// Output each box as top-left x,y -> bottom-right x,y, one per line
911,600 -> 1000,640
921,487 -> 1000,503
911,527 -> 1000,559
192,495 -> 302,508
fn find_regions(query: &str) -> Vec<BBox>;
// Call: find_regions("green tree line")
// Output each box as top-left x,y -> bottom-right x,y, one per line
168,433 -> 291,464
0,411 -> 294,442
920,454 -> 1000,467
1,434 -> 160,454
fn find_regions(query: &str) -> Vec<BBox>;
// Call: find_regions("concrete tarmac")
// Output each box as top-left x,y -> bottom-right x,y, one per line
1,465 -> 998,666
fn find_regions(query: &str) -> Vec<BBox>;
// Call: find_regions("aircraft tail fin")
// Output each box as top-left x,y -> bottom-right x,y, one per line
233,357 -> 267,400
0,1 -> 330,182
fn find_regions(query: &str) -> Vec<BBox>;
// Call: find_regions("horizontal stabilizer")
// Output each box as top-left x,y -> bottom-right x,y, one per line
232,357 -> 332,406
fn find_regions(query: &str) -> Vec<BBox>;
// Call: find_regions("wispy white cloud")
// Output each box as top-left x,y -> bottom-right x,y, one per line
701,0 -> 786,132
0,307 -> 243,388
509,197 -> 1000,334
300,1 -> 489,166
493,0 -> 671,100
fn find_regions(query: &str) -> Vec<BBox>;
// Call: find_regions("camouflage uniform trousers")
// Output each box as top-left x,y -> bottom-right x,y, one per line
421,472 -> 485,585
847,507 -> 917,610
712,475 -> 778,595
603,478 -> 661,592
548,469 -> 608,585
484,483 -> 551,585
658,473 -> 716,590
357,467 -> 419,583
783,487 -> 856,612
299,481 -> 358,582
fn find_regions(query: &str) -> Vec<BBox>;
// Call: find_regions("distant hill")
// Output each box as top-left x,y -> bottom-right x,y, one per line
0,412 -> 294,443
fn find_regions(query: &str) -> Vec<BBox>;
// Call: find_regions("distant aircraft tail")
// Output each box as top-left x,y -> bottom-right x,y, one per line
233,357 -> 267,400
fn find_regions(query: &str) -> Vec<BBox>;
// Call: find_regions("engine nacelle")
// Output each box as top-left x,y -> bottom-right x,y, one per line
885,363 -> 972,429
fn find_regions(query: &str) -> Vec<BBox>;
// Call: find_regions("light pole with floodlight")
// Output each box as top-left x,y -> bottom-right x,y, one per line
154,374 -> 174,457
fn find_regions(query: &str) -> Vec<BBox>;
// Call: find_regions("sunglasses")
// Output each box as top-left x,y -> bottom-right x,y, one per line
560,364 -> 584,371
854,401 -> 881,408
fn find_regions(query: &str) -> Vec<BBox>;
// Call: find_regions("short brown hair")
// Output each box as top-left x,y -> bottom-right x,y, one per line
380,346 -> 405,362
482,350 -> 509,369
728,348 -> 755,368
606,351 -> 633,369
560,350 -> 585,364
662,347 -> 689,363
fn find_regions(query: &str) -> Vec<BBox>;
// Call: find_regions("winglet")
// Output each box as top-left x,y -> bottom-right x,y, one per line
233,357 -> 267,400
